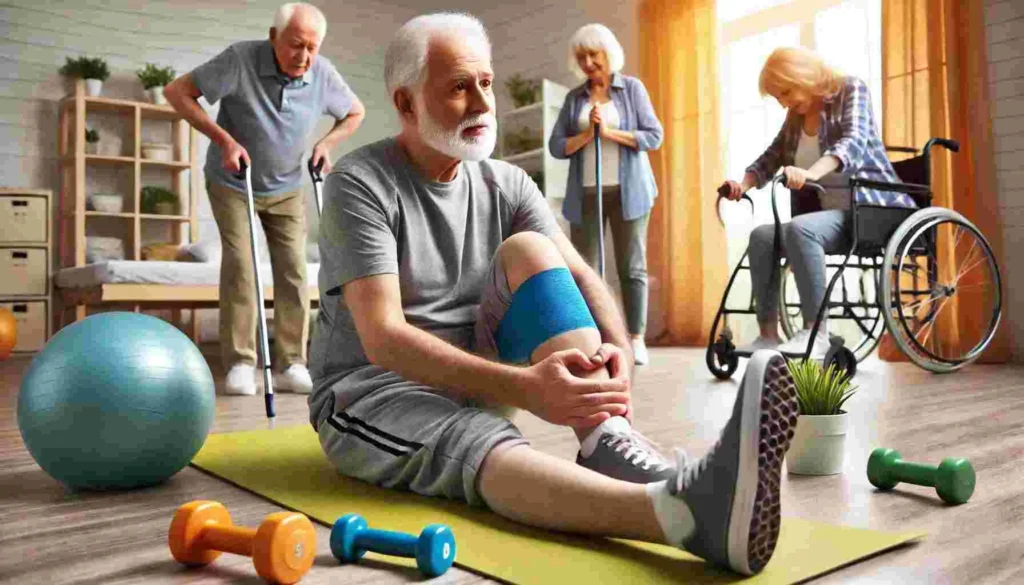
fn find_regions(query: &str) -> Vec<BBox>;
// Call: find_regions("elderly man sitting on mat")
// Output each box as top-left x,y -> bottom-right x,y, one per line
308,12 -> 798,576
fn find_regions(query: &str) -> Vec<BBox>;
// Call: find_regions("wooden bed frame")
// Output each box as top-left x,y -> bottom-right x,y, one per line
56,283 -> 320,344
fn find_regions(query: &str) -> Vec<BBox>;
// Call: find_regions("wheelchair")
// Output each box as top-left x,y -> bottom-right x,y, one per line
707,138 -> 1003,380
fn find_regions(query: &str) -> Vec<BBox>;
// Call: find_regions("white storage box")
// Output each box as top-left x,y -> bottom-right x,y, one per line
0,195 -> 47,243
0,301 -> 46,351
86,237 -> 125,263
0,248 -> 47,295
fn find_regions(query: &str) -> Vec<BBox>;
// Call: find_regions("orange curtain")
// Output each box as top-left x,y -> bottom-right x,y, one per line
879,0 -> 1012,363
639,0 -> 727,346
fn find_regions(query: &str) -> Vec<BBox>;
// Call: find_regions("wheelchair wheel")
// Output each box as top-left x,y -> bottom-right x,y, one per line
707,329 -> 740,380
778,261 -> 885,362
881,208 -> 1002,373
824,345 -> 857,379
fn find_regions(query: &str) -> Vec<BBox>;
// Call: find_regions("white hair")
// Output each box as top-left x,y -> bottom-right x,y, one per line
384,12 -> 491,97
567,23 -> 625,80
273,3 -> 327,41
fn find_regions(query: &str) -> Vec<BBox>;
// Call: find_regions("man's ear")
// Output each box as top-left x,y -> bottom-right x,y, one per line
393,88 -> 416,121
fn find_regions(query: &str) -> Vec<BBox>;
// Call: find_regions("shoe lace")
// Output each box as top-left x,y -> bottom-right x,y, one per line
674,439 -> 718,494
602,431 -> 671,472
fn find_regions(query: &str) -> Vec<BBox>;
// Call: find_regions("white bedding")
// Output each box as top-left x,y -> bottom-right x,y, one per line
54,260 -> 321,289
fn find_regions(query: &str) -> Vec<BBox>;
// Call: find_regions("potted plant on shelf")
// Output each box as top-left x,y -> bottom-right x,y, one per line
136,63 -> 175,105
85,129 -> 100,155
506,74 -> 541,109
785,358 -> 858,476
59,56 -> 110,97
141,186 -> 179,216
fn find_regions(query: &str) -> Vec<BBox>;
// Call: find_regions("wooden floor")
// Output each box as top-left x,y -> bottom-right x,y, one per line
3,346 -> 1024,584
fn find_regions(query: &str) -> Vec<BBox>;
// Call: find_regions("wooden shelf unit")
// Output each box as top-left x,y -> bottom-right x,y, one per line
56,79 -> 200,324
57,79 -> 199,269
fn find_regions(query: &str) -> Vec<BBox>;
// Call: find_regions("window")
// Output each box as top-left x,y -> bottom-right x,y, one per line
716,0 -> 882,340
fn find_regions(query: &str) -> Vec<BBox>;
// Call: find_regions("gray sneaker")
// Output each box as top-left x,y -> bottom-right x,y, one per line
576,429 -> 676,484
669,350 -> 798,575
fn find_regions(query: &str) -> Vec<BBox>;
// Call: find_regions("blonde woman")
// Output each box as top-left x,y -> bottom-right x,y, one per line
549,23 -> 663,365
720,47 -> 910,358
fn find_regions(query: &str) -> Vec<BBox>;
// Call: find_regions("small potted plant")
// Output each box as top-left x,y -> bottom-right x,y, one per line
506,74 -> 541,109
785,359 -> 858,476
136,63 -> 175,105
59,56 -> 110,97
141,186 -> 179,215
85,129 -> 100,155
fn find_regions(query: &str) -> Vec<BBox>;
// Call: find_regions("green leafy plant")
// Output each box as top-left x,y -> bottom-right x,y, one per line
141,186 -> 178,214
59,56 -> 110,81
85,129 -> 99,144
506,74 -> 540,109
504,126 -> 542,155
136,63 -> 175,89
787,359 -> 858,416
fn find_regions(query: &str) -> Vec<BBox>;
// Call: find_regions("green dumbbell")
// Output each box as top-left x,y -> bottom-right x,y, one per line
867,448 -> 975,505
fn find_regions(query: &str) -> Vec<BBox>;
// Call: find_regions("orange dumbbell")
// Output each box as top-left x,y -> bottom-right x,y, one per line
168,500 -> 316,584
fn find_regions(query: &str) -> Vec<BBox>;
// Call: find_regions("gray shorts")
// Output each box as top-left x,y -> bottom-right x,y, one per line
318,248 -> 527,508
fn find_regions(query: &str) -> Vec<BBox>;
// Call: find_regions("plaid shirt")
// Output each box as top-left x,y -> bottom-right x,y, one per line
745,76 -> 915,208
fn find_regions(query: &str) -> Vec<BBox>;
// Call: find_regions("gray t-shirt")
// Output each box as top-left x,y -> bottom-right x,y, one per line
308,137 -> 561,428
191,40 -> 356,195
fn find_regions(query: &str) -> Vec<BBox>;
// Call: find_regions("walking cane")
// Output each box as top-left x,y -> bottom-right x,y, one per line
308,156 -> 324,216
594,123 -> 605,279
236,161 -> 274,421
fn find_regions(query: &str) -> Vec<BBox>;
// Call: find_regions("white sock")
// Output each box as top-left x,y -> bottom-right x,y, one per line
645,480 -> 696,546
579,416 -> 631,458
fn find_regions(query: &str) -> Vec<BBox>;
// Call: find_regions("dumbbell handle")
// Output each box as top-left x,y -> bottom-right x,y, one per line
354,528 -> 418,558
888,460 -> 939,487
198,524 -> 257,557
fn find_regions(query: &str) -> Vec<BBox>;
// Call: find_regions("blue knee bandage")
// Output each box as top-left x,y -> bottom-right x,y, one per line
495,267 -> 598,364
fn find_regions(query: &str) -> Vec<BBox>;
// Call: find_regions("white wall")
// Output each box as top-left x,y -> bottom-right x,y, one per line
985,0 -> 1024,360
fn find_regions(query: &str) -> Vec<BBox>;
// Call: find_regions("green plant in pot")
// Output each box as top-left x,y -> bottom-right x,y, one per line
141,186 -> 179,215
59,56 -> 110,97
136,63 -> 175,105
85,128 -> 100,155
506,74 -> 540,109
785,359 -> 858,476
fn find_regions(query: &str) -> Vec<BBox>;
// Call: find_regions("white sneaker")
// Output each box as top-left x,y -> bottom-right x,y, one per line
778,329 -> 830,359
741,336 -> 781,353
632,337 -> 650,365
274,364 -> 313,394
225,363 -> 256,396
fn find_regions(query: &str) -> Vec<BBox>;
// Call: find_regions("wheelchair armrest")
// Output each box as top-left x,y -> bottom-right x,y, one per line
849,177 -> 932,196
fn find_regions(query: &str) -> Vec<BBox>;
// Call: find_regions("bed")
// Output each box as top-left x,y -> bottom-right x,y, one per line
54,259 -> 321,343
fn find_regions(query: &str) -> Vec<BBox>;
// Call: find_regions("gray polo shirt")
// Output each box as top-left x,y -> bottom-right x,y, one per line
191,40 -> 357,195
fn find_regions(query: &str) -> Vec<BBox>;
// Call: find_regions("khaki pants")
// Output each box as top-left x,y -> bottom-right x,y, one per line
207,181 -> 309,370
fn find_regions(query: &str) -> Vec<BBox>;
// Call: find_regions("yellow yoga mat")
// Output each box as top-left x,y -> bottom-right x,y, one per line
191,424 -> 923,584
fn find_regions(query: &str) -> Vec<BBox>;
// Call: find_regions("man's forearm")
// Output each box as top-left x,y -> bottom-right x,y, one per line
372,322 -> 527,407
165,87 -> 233,149
316,112 -> 365,150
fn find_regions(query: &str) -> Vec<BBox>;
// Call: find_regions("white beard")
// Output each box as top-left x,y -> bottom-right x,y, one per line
419,109 -> 497,162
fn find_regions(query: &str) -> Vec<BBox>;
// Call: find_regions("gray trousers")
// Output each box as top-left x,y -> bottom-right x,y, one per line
749,210 -> 851,326
570,186 -> 649,336
749,208 -> 904,326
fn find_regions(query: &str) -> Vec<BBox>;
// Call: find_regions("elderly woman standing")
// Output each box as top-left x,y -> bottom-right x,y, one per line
549,23 -> 663,365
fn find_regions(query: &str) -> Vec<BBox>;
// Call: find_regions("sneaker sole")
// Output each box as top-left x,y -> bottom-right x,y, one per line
726,351 -> 798,575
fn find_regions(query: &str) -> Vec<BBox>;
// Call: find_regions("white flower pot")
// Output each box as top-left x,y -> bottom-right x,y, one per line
786,412 -> 849,475
146,86 -> 166,105
85,142 -> 98,155
84,78 -> 103,97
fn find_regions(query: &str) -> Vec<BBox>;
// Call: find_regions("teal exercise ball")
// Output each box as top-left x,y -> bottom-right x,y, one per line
16,312 -> 215,490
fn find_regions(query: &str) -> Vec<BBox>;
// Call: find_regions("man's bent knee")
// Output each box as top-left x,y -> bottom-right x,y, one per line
498,231 -> 566,292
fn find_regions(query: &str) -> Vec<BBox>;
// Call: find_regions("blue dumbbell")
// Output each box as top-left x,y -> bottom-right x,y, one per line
330,514 -> 456,577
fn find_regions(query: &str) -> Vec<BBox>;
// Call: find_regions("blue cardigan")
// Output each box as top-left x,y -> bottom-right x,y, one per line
548,73 -> 664,225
